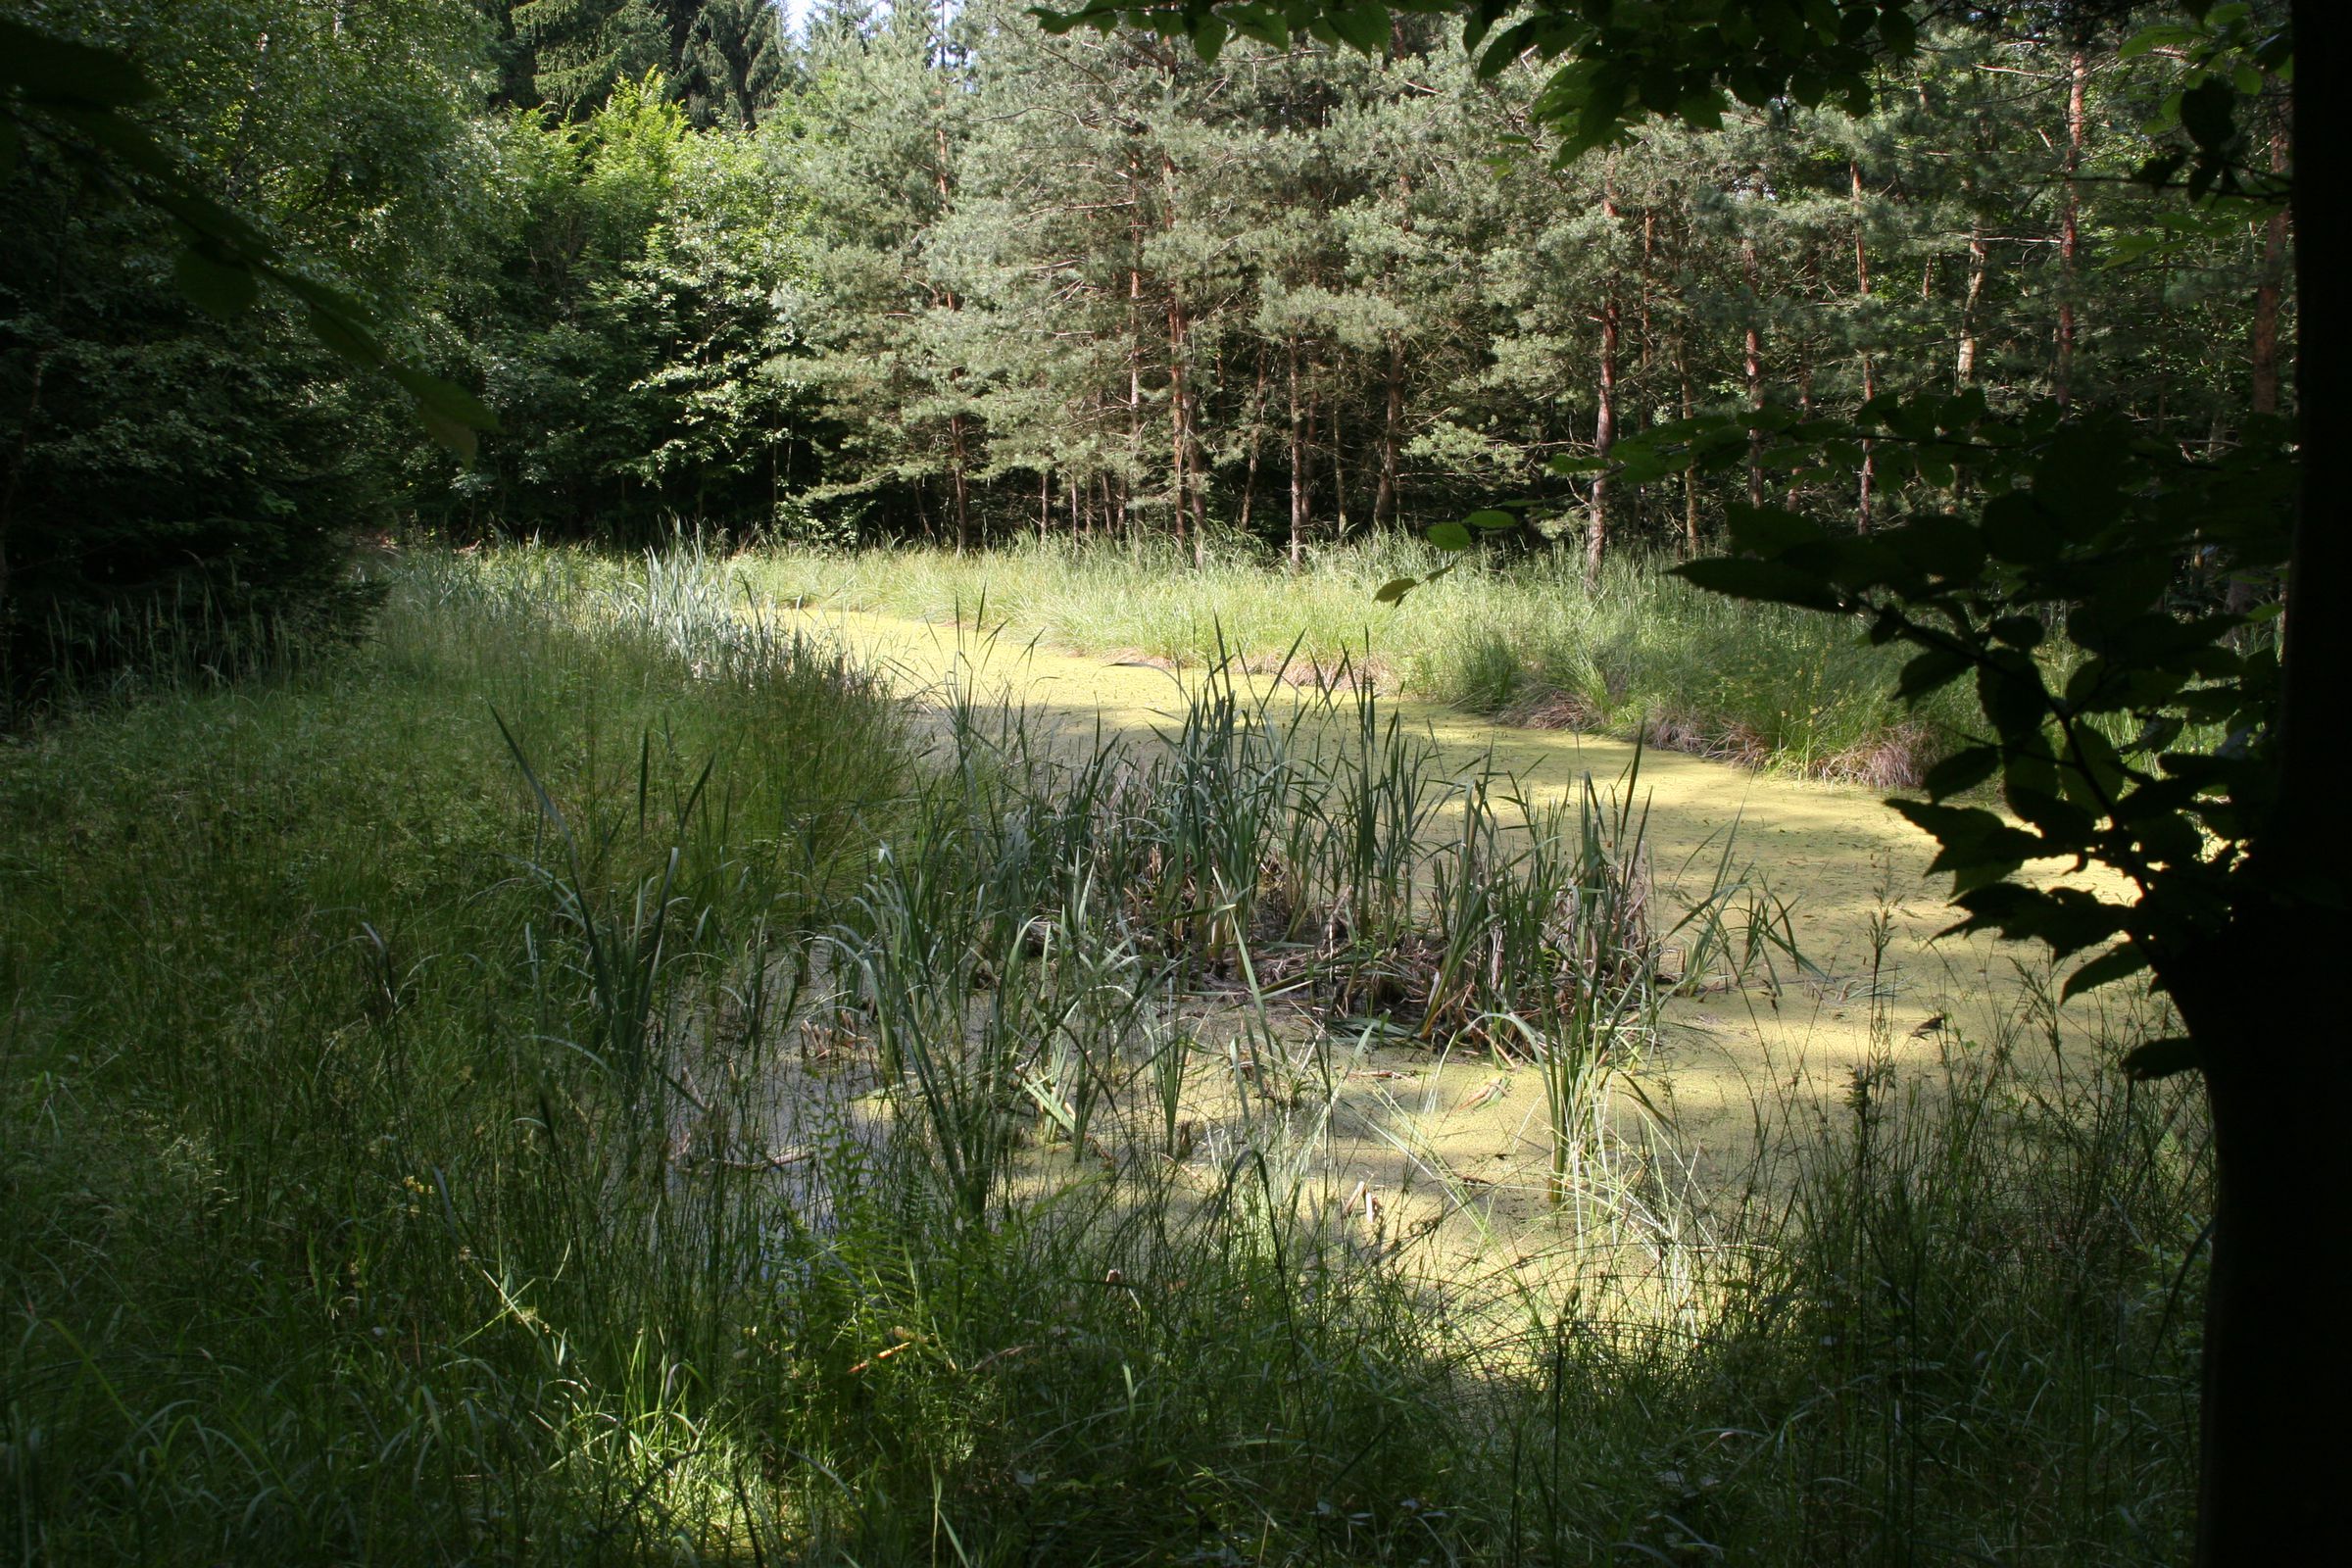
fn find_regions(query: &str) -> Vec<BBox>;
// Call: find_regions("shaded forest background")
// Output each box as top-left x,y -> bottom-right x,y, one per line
0,0 -> 2291,685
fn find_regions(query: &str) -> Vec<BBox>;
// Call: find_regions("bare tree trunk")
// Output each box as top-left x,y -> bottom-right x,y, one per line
1288,342 -> 1307,567
2252,128 -> 2290,419
1329,396 -> 1348,539
2055,47 -> 2087,408
1169,294 -> 1192,560
1189,381 -> 1206,543
1852,159 -> 1877,533
1127,149 -> 1144,549
1957,222 -> 1987,382
2230,129 -> 2292,615
1589,297 -> 1620,585
1742,234 -> 1764,508
1158,151 -> 1196,564
949,413 -> 970,554
1678,340 -> 1699,557
1785,356 -> 1815,509
1639,210 -> 1656,374
1373,340 -> 1403,529
1587,170 -> 1621,586
1239,352 -> 1267,535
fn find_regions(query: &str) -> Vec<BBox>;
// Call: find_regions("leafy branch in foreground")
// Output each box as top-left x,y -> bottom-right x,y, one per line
1387,391 -> 2293,1079
0,17 -> 496,456
1650,395 -> 2289,1076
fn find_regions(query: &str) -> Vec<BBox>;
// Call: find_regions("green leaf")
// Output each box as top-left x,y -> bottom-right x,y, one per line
388,366 -> 499,433
1330,0 -> 1392,54
1463,508 -> 1519,530
1897,648 -> 1971,702
1988,614 -> 2044,650
173,247 -> 258,319
2120,23 -> 2201,59
2122,1037 -> 2200,1080
1982,493 -> 2062,564
1885,515 -> 1985,581
1922,746 -> 2000,801
2178,76 -> 2238,152
416,404 -> 479,461
1373,576 -> 1418,605
2063,945 -> 2149,1002
46,105 -> 174,179
1672,558 -> 1844,612
1427,519 -> 1473,551
0,20 -> 155,107
1724,503 -> 1822,557
1194,16 -> 1228,60
306,305 -> 386,369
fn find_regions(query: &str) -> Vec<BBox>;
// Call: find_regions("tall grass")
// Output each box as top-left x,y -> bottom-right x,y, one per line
740,533 -> 1962,786
1,543 -> 2207,1563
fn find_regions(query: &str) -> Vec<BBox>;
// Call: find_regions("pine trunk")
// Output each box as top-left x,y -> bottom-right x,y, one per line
2056,48 -> 2086,408
1169,294 -> 1191,559
1240,354 -> 1268,535
1851,160 -> 1876,533
1957,223 -> 1987,382
1742,235 -> 1764,508
949,412 -> 970,554
1329,397 -> 1347,539
2251,129 -> 2289,419
1679,345 -> 1699,558
1287,344 -> 1306,567
1590,173 -> 1620,586
1374,341 -> 1403,530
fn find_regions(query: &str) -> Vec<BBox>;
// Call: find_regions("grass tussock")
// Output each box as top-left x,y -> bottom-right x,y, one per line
1,543 -> 2207,1564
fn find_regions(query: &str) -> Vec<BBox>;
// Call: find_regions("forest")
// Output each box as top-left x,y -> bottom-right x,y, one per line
1,0 -> 2292,629
1,1 -> 2331,1564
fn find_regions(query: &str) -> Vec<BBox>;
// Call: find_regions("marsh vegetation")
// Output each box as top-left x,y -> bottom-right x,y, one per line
2,549 -> 2211,1562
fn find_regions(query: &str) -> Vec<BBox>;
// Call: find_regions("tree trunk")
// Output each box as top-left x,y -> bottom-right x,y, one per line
2188,9 -> 2352,1562
2055,47 -> 2086,409
1957,222 -> 1987,383
1678,341 -> 1699,558
1287,342 -> 1307,567
948,412 -> 970,554
1742,234 -> 1764,508
2251,128 -> 2289,419
1127,149 -> 1144,549
1239,353 -> 1267,535
1851,159 -> 1877,533
1170,292 -> 1192,560
1374,340 -> 1403,529
1328,395 -> 1348,539
1588,171 -> 1621,586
